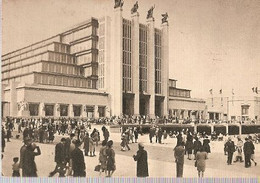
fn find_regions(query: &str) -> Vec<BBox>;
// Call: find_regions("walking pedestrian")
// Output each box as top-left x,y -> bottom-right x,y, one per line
22,142 -> 41,177
49,138 -> 66,177
174,141 -> 185,177
106,140 -> 115,177
133,143 -> 149,177
244,137 -> 253,168
83,133 -> 90,156
70,140 -> 86,177
99,140 -> 107,176
249,136 -> 257,166
234,137 -> 244,163
225,137 -> 235,165
195,147 -> 207,177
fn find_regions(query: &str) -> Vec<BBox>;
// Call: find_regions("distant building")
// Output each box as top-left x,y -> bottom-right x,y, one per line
206,95 -> 260,123
168,79 -> 207,121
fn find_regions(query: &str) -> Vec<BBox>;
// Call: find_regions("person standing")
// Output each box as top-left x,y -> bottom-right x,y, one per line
193,137 -> 202,160
70,140 -> 86,177
203,136 -> 211,154
248,136 -> 257,166
134,128 -> 139,143
195,147 -> 208,177
49,138 -> 66,177
243,137 -> 253,168
234,137 -> 244,163
225,137 -> 236,165
83,133 -> 90,156
22,142 -> 41,177
19,137 -> 32,176
99,140 -> 107,176
106,140 -> 116,177
1,126 -> 6,152
174,141 -> 185,177
133,143 -> 149,177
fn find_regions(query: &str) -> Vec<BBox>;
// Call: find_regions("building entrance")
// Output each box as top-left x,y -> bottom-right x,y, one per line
155,96 -> 164,117
139,95 -> 150,116
123,93 -> 134,115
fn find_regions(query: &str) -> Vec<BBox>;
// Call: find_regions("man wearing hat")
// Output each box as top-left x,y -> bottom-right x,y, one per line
19,137 -> 32,176
70,140 -> 86,177
49,138 -> 67,177
225,137 -> 235,165
133,143 -> 149,177
243,137 -> 253,168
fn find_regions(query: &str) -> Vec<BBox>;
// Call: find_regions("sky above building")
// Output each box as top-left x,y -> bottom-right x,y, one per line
2,0 -> 260,99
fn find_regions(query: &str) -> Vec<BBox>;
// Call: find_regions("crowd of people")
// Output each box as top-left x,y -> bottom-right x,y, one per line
1,116 -> 259,177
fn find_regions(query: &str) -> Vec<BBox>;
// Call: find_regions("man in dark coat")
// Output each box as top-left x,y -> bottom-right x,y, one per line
49,138 -> 66,177
244,137 -> 253,168
70,140 -> 86,177
1,127 -> 6,152
83,133 -> 90,156
174,141 -> 185,177
149,127 -> 155,143
225,137 -> 236,165
133,143 -> 149,177
19,137 -> 33,176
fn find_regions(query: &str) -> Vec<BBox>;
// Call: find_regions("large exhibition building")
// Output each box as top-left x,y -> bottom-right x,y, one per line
1,3 -> 206,119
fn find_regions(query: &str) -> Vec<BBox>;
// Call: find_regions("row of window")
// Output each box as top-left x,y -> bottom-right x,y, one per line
169,88 -> 191,98
2,63 -> 42,79
2,74 -> 34,85
77,53 -> 97,66
70,40 -> 97,54
123,78 -> 132,92
155,82 -> 162,94
48,52 -> 75,64
62,26 -> 93,44
34,73 -> 95,89
2,36 -> 60,61
123,19 -> 132,39
29,103 -> 105,117
42,62 -> 83,76
53,43 -> 70,54
139,26 -> 148,42
140,80 -> 148,93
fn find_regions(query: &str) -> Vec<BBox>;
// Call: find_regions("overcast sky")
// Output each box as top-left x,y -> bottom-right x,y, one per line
2,0 -> 260,99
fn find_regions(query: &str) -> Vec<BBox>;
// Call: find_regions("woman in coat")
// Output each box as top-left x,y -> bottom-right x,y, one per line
195,147 -> 208,177
106,140 -> 115,177
133,143 -> 149,177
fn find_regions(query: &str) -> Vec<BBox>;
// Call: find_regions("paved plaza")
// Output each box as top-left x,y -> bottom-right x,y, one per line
1,125 -> 260,177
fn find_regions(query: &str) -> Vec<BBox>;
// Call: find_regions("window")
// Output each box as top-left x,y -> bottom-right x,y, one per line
85,106 -> 94,118
45,104 -> 54,116
241,105 -> 249,115
98,106 -> 105,117
73,105 -> 81,117
60,104 -> 68,116
29,103 -> 39,116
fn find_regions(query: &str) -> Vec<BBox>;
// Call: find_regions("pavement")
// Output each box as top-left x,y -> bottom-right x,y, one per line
1,125 -> 260,177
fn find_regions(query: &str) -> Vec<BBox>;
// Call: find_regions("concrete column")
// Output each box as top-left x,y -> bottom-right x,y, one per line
211,124 -> 214,134
39,103 -> 45,117
54,103 -> 60,117
132,12 -> 140,116
68,104 -> 74,118
184,110 -> 188,119
239,123 -> 242,136
110,6 -> 123,116
194,124 -> 198,133
94,105 -> 99,119
161,21 -> 169,117
10,81 -> 18,117
225,124 -> 229,135
213,113 -> 216,120
147,17 -> 155,118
